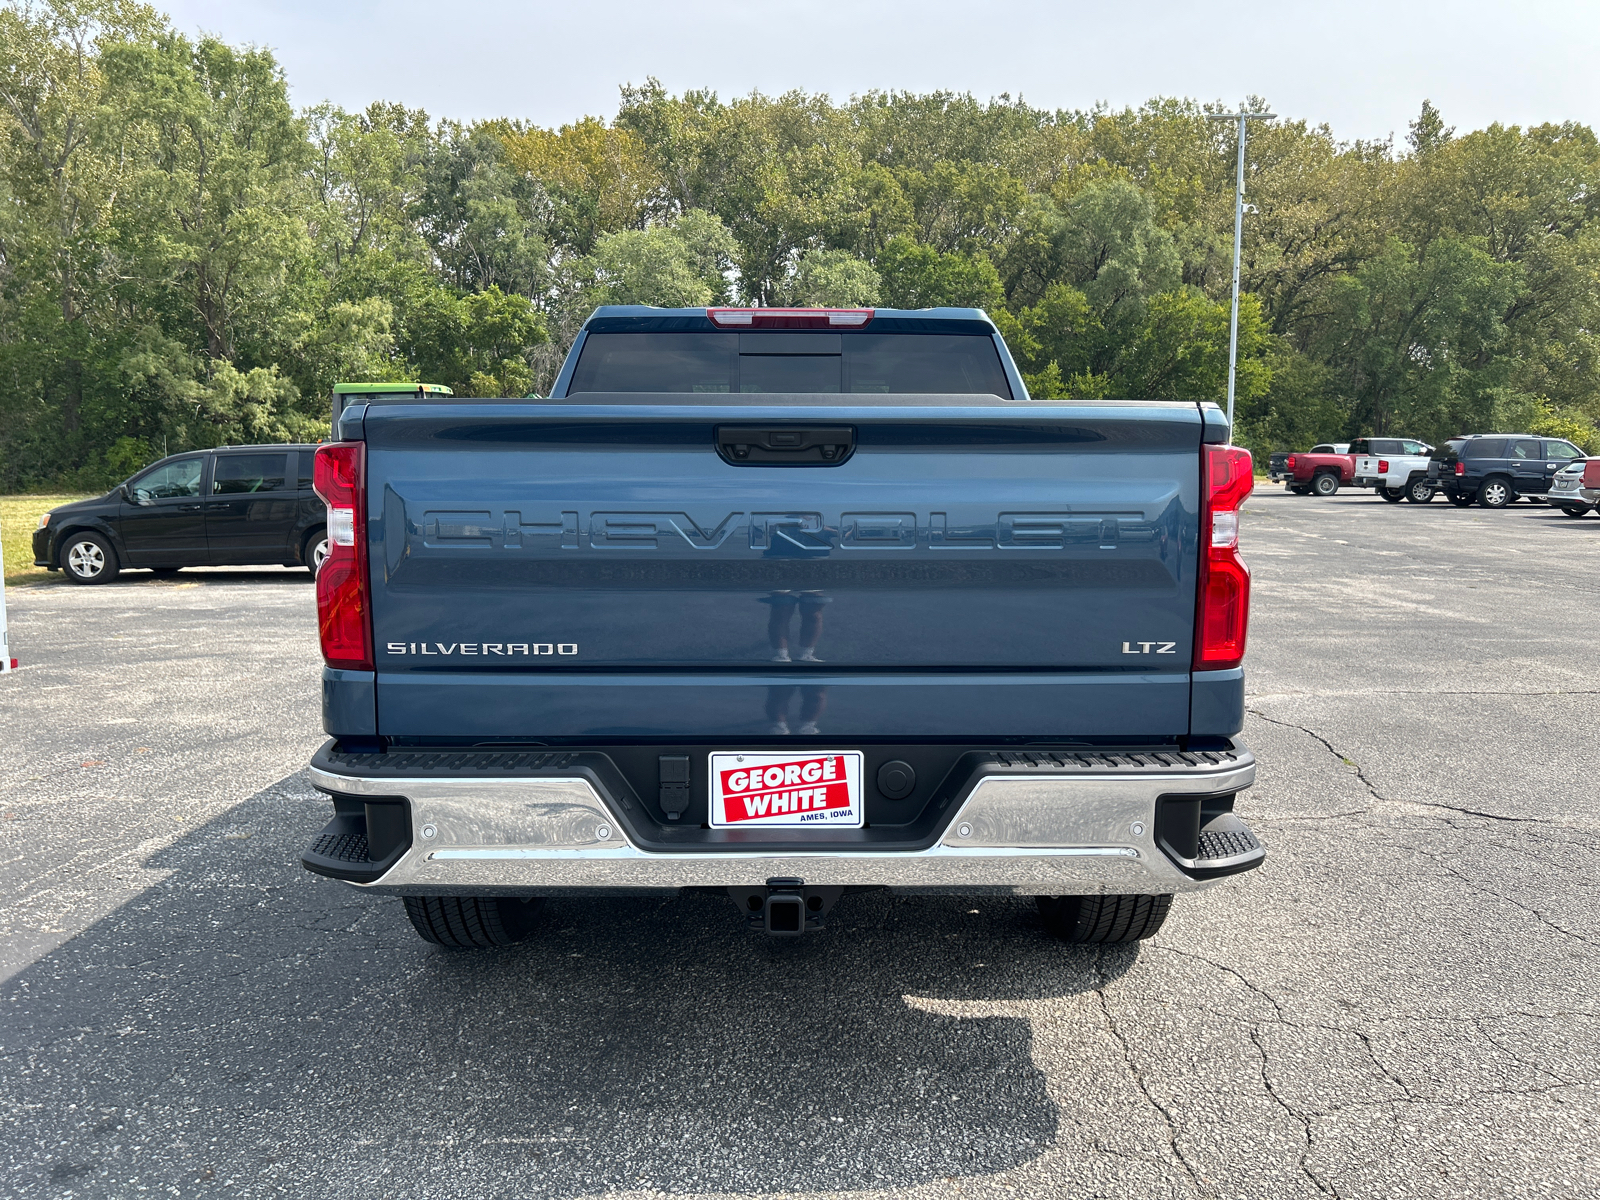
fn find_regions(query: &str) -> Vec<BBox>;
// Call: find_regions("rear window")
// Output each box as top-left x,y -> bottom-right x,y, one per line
569,331 -> 1013,398
213,453 -> 289,494
1463,439 -> 1507,458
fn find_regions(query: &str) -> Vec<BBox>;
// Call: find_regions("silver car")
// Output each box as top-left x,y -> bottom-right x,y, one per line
1547,459 -> 1597,516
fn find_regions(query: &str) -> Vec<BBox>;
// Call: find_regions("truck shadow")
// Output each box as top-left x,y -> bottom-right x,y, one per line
1,772 -> 1137,1198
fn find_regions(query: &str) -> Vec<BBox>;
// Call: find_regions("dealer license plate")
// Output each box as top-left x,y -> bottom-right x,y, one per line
709,751 -> 864,828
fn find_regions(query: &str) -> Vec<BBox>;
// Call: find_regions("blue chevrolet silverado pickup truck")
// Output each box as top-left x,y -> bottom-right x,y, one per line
300,306 -> 1264,947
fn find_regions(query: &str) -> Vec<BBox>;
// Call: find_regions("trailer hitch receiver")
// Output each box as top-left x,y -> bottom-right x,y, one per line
727,878 -> 845,936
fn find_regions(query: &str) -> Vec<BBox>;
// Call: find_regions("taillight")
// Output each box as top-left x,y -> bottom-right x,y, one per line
1454,462 -> 1465,476
1195,444 -> 1253,671
1285,455 -> 1296,470
1378,459 -> 1389,473
313,442 -> 373,671
706,307 -> 873,328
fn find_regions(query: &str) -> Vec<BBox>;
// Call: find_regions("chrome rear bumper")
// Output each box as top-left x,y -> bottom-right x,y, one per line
307,747 -> 1260,897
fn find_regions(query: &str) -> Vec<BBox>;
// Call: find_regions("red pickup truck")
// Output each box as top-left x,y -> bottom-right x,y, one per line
1276,444 -> 1355,496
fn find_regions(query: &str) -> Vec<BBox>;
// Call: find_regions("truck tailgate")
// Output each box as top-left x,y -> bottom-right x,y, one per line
360,398 -> 1207,739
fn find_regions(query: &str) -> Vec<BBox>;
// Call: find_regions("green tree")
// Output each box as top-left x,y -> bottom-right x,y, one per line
1312,237 -> 1523,438
783,248 -> 880,307
583,208 -> 737,307
877,237 -> 1002,310
419,123 -> 547,296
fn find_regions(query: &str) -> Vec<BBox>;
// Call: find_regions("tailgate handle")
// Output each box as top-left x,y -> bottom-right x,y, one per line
716,426 -> 855,467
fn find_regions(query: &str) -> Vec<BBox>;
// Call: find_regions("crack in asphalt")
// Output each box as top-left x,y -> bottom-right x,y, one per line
1150,942 -> 1600,1160
1379,835 -> 1600,949
1246,1025 -> 1340,1199
1092,948 -> 1209,1196
1247,708 -> 1553,826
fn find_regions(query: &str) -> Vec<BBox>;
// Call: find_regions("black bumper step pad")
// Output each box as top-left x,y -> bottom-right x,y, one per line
985,748 -> 1247,772
314,741 -> 1248,780
300,796 -> 412,884
317,745 -> 583,777
1198,826 -> 1261,861
307,830 -> 371,864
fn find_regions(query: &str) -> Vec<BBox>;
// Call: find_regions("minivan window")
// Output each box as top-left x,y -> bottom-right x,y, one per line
130,457 -> 203,501
1462,439 -> 1506,458
213,453 -> 289,494
570,332 -> 1013,397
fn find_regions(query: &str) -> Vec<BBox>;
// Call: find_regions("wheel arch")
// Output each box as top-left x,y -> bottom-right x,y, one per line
53,519 -> 127,567
297,521 -> 327,565
1478,473 -> 1516,505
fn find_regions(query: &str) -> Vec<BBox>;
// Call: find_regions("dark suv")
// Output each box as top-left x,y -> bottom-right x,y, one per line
1427,434 -> 1587,508
32,444 -> 326,584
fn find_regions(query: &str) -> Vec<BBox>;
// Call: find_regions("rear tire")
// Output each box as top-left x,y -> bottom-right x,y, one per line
1311,472 -> 1340,497
1478,477 -> 1512,508
1558,505 -> 1591,518
1035,894 -> 1172,944
61,533 -> 119,584
1405,479 -> 1435,503
1379,486 -> 1404,503
402,896 -> 545,947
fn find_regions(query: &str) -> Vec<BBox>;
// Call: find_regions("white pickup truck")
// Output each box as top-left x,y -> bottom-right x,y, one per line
1350,437 -> 1436,503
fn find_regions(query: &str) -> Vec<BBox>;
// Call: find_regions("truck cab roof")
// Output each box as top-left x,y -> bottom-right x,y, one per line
582,306 -> 998,334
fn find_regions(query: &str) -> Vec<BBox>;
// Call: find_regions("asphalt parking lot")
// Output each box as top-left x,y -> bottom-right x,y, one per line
2,486 -> 1597,1200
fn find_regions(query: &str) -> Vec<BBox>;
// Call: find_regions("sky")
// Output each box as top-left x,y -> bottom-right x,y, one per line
158,0 -> 1598,143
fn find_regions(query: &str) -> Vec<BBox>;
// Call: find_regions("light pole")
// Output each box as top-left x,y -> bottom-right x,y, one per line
1208,108 -> 1275,434
0,525 -> 11,673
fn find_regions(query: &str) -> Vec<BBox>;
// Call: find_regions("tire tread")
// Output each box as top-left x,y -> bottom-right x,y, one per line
403,896 -> 540,948
1036,893 -> 1173,944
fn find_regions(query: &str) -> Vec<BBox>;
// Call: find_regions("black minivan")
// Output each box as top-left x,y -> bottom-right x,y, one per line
32,444 -> 327,584
1427,434 -> 1587,508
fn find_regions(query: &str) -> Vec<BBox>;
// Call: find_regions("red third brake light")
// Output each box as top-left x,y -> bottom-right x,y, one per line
313,443 -> 373,671
707,308 -> 873,329
1195,444 -> 1253,671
